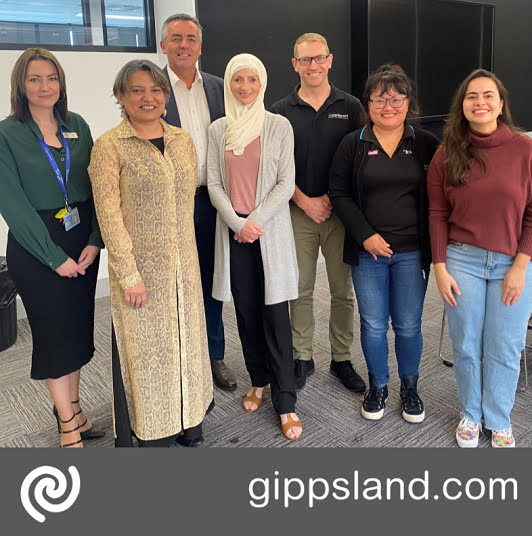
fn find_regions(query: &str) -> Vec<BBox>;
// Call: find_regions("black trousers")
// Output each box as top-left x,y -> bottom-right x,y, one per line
229,235 -> 296,414
194,189 -> 225,361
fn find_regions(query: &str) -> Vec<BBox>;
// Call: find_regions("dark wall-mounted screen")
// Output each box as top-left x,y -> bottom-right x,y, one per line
353,0 -> 494,119
197,0 -> 351,108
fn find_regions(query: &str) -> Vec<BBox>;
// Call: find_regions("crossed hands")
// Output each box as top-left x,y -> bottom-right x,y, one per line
55,245 -> 100,278
302,194 -> 332,224
233,219 -> 264,244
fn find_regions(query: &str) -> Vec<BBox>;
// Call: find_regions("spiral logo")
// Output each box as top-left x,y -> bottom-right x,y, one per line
20,465 -> 81,523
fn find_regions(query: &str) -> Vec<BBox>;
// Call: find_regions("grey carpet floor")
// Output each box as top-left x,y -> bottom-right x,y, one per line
1,262 -> 530,448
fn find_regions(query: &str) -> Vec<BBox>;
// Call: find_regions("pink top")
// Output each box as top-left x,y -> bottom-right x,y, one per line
224,137 -> 261,215
427,124 -> 532,264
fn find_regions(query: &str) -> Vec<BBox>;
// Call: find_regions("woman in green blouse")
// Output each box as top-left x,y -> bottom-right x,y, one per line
0,48 -> 104,447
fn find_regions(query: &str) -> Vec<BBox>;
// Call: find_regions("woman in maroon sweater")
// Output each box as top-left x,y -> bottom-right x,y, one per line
428,69 -> 532,448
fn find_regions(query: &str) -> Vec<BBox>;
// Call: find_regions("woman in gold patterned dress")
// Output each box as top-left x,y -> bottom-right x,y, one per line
88,60 -> 213,447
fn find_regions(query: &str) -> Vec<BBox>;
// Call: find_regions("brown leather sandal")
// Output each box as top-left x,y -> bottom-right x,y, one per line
242,385 -> 269,412
280,414 -> 303,440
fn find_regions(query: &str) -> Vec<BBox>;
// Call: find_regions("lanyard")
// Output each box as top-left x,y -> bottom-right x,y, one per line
37,130 -> 71,209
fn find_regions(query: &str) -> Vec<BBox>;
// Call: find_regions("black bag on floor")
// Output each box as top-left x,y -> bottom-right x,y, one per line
0,256 -> 17,351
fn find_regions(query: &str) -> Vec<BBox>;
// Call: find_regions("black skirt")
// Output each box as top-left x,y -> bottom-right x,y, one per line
6,201 -> 99,380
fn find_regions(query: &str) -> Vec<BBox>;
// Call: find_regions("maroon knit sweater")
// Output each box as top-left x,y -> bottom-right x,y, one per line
427,124 -> 532,264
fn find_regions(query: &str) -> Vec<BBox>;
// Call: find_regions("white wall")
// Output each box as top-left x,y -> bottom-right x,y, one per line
0,1 -> 195,315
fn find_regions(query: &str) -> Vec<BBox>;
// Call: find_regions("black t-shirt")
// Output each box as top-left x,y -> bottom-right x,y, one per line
271,84 -> 364,197
360,124 -> 423,252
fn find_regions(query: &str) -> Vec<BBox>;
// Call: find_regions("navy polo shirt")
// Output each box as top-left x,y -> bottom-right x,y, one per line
271,84 -> 364,197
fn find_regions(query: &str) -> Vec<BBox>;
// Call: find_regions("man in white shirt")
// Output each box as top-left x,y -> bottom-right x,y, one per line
161,13 -> 236,391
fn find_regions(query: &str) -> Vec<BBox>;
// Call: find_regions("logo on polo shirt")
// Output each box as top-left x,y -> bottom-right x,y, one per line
403,149 -> 412,155
328,113 -> 349,120
368,150 -> 378,155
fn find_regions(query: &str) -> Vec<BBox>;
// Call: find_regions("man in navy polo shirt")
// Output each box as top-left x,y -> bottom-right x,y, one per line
271,33 -> 366,393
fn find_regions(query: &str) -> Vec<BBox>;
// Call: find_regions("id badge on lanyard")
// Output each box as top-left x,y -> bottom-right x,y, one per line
37,130 -> 80,231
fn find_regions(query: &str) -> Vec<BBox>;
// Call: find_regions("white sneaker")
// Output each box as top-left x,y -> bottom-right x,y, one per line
456,415 -> 480,448
491,427 -> 515,448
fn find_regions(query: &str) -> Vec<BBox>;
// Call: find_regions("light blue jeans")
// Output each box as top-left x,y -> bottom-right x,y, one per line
445,243 -> 532,430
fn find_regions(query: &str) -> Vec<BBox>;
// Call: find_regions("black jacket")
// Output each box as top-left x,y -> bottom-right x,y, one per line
329,124 -> 440,270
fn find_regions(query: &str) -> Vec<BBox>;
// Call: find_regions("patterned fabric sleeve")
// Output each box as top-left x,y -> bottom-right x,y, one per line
88,134 -> 142,290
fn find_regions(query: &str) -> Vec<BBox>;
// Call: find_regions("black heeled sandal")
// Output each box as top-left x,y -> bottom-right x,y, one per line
58,412 -> 83,448
53,400 -> 105,440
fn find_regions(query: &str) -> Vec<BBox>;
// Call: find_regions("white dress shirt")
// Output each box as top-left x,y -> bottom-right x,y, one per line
167,68 -> 211,186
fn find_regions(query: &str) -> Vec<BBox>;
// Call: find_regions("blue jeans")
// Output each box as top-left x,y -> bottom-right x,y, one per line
445,243 -> 532,430
194,189 -> 225,361
351,250 -> 428,387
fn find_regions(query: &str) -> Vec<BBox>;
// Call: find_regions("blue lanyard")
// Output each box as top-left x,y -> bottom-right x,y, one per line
37,130 -> 71,207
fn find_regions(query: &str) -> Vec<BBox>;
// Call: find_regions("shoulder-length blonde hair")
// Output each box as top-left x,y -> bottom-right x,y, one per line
442,69 -> 520,186
9,48 -> 69,123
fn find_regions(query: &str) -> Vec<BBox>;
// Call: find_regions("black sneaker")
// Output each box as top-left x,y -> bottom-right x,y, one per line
400,375 -> 425,423
330,360 -> 366,393
361,374 -> 388,420
294,358 -> 315,391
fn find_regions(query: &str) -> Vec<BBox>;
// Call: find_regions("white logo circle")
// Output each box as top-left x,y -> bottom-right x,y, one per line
20,465 -> 81,523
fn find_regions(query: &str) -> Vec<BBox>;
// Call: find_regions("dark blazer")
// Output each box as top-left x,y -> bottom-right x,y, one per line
163,66 -> 225,127
329,124 -> 440,271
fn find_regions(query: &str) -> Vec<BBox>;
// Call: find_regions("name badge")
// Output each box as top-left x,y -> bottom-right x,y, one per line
63,132 -> 78,139
63,207 -> 80,231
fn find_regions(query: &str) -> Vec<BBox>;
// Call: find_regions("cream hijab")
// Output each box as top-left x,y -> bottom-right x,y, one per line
224,53 -> 267,155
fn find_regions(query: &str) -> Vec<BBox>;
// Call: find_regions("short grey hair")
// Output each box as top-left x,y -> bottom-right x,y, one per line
113,59 -> 170,101
161,13 -> 203,44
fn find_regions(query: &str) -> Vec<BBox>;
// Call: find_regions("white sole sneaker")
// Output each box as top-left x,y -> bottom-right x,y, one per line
491,428 -> 515,448
402,410 -> 425,423
361,407 -> 385,420
456,432 -> 479,448
491,440 -> 515,448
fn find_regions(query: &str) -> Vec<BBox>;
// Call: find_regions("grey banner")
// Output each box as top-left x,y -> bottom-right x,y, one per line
1,448 -> 529,534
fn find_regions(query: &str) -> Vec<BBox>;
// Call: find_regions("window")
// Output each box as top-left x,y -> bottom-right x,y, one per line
0,0 -> 155,51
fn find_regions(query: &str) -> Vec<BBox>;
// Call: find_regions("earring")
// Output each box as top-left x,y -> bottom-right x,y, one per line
163,108 -> 167,117
120,105 -> 127,119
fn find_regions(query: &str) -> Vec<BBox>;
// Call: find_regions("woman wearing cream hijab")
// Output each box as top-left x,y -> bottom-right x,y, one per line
208,53 -> 302,440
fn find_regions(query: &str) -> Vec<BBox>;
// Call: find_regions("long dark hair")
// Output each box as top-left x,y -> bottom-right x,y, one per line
442,69 -> 519,186
9,48 -> 69,123
362,63 -> 420,122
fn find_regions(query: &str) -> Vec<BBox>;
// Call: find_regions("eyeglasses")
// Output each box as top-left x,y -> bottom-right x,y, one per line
294,55 -> 329,66
369,96 -> 408,109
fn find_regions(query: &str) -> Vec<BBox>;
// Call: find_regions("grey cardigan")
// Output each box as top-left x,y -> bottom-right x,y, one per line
207,112 -> 298,305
